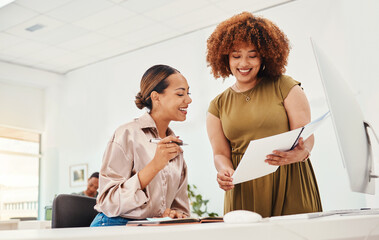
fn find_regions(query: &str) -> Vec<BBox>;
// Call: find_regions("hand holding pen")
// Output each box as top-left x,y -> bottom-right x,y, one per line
138,136 -> 184,190
149,138 -> 188,146
151,136 -> 184,169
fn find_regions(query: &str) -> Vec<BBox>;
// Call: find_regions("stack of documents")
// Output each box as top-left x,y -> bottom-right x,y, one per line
232,111 -> 330,184
126,216 -> 224,226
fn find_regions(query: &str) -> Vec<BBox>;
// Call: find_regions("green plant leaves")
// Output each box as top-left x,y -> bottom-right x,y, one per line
187,184 -> 218,217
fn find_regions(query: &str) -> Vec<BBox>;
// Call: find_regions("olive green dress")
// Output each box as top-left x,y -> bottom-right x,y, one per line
208,75 -> 322,218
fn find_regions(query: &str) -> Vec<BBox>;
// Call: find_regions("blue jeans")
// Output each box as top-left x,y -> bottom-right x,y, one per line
90,212 -> 134,227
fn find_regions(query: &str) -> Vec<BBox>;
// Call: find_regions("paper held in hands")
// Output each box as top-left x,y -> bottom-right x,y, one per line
232,111 -> 330,185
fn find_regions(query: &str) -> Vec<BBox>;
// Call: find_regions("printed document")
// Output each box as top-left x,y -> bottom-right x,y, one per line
232,111 -> 330,184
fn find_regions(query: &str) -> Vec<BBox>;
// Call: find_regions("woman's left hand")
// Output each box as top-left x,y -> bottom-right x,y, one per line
161,208 -> 187,219
265,138 -> 310,166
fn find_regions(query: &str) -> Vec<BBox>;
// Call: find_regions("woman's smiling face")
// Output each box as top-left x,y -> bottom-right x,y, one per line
155,73 -> 192,122
229,43 -> 262,83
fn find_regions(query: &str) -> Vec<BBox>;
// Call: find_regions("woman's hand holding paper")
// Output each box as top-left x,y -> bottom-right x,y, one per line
265,138 -> 311,166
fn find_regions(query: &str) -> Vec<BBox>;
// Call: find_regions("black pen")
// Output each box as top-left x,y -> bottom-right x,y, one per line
149,138 -> 188,146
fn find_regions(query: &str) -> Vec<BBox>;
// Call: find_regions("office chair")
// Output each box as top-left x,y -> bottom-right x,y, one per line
52,194 -> 98,228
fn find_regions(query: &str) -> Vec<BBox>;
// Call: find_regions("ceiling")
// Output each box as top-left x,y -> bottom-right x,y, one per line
0,0 -> 292,75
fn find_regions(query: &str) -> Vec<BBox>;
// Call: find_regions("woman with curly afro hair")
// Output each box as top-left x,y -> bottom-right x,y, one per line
206,12 -> 322,217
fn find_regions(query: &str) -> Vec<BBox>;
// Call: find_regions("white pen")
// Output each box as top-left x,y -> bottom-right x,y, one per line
149,138 -> 188,146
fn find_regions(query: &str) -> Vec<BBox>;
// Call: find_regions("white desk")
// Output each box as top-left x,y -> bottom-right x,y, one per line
1,214 -> 379,240
0,220 -> 19,230
17,220 -> 51,230
0,220 -> 51,230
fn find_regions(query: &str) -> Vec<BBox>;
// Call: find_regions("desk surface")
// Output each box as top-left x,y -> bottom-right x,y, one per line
0,220 -> 51,230
1,214 -> 379,240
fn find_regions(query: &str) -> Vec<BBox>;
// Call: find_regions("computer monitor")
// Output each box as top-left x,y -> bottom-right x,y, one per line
311,39 -> 377,194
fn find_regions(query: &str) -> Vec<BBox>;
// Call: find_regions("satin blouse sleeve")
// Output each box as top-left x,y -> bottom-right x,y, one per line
95,134 -> 150,217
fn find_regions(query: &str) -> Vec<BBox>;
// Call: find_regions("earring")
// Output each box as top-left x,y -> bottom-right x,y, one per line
262,65 -> 266,71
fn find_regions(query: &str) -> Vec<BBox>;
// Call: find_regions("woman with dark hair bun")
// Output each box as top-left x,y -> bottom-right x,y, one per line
206,12 -> 322,217
91,64 -> 192,226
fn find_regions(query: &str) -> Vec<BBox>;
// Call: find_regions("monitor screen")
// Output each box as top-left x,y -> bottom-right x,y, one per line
311,39 -> 375,194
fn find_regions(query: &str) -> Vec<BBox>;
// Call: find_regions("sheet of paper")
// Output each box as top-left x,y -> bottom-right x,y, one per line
232,111 -> 330,184
297,111 -> 330,145
232,128 -> 302,184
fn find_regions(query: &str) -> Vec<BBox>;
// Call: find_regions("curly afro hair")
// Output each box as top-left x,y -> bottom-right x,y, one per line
206,12 -> 290,80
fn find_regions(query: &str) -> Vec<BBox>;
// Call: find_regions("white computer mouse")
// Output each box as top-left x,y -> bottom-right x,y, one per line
223,210 -> 262,224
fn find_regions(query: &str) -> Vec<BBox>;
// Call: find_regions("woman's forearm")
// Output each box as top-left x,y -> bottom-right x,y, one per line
138,159 -> 161,189
214,154 -> 234,172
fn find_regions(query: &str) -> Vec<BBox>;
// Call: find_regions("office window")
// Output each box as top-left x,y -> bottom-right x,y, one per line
0,126 -> 40,220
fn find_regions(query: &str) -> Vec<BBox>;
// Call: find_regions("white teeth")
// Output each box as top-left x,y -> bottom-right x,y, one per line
239,69 -> 251,73
179,108 -> 187,111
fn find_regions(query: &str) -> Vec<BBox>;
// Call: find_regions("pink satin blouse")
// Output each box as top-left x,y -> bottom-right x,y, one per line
94,113 -> 190,219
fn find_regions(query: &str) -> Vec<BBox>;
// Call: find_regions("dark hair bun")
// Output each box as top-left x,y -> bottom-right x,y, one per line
135,92 -> 146,109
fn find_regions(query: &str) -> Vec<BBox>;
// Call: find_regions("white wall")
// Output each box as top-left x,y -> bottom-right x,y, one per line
0,81 -> 44,131
2,0 -> 379,217
0,61 -> 64,218
0,62 -> 50,131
